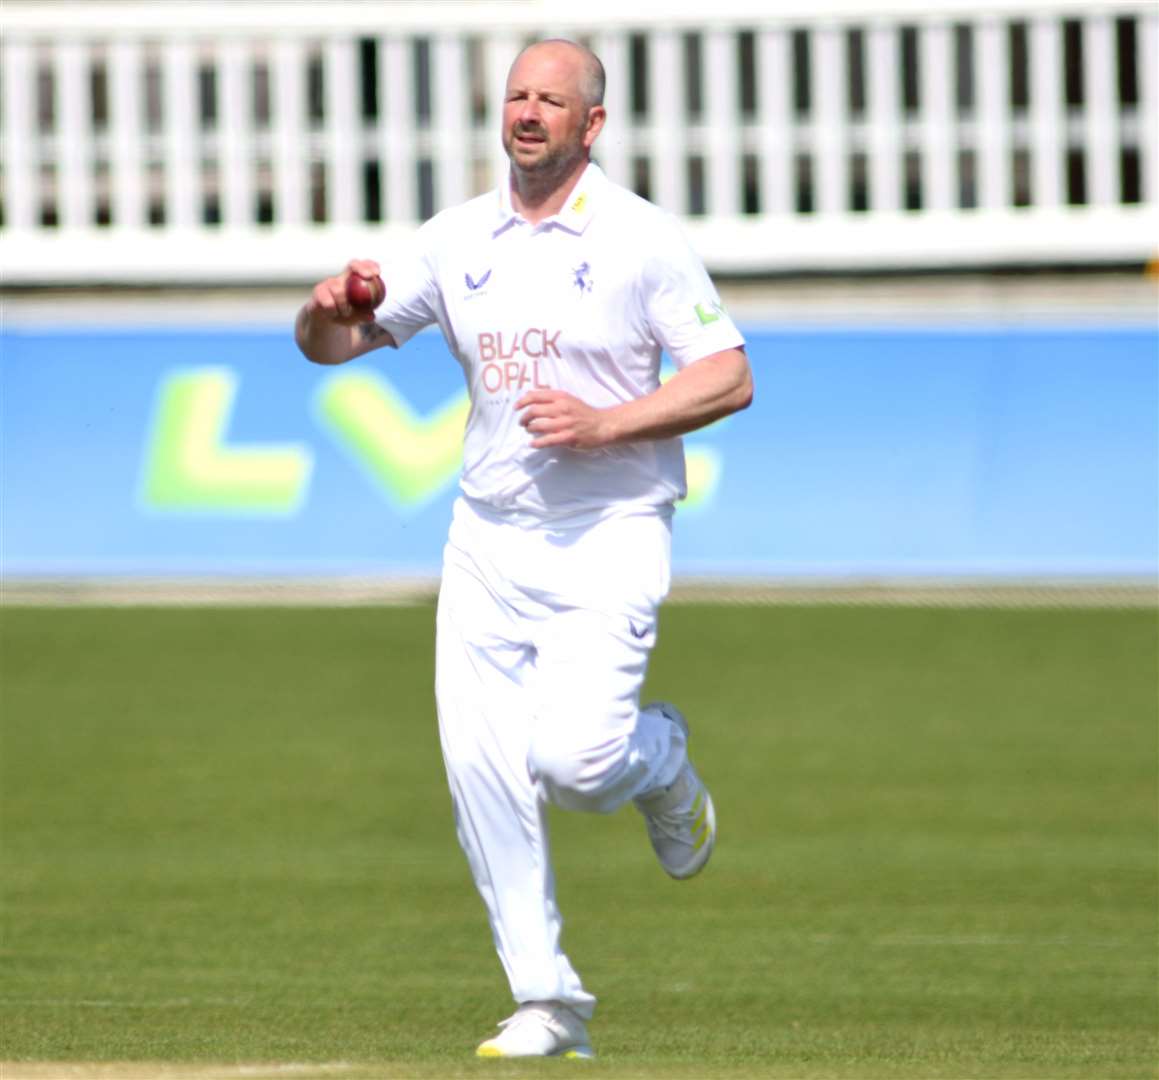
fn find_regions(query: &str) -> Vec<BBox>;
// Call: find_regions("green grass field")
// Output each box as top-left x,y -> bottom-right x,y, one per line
2,603 -> 1156,1080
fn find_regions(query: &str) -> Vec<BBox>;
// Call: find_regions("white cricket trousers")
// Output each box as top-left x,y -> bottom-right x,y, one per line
434,496 -> 687,1020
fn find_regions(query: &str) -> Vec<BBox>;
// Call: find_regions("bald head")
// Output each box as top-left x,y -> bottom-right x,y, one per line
510,39 -> 606,111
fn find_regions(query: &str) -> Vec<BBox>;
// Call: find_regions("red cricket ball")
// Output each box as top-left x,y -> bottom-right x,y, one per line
346,273 -> 385,310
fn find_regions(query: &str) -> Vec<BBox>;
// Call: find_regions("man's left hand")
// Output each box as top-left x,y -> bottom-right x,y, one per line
516,390 -> 613,450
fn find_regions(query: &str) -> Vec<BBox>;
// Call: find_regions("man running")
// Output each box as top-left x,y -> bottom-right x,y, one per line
295,38 -> 752,1058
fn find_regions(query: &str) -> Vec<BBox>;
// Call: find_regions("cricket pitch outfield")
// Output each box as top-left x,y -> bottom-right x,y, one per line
2,604 -> 1156,1079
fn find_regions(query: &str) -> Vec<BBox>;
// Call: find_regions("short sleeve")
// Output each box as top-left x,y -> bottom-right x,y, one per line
374,224 -> 441,348
641,219 -> 745,369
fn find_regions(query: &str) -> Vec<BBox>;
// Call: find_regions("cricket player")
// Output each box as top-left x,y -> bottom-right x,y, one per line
295,38 -> 753,1058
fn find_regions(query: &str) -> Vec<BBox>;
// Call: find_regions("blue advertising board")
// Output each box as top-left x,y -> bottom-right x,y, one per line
1,322 -> 1155,578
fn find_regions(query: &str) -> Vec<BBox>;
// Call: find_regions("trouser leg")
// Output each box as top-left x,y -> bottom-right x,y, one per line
526,608 -> 686,814
435,552 -> 596,1019
522,510 -> 685,814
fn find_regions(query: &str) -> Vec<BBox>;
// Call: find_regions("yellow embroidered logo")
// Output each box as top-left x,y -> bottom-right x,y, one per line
570,193 -> 587,213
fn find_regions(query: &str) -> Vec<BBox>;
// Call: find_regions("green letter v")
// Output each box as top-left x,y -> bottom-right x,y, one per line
315,370 -> 468,512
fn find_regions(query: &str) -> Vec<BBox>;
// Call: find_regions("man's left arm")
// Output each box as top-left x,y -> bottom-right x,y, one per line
516,346 -> 752,450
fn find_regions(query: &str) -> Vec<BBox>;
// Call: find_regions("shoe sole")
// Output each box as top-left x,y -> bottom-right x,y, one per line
644,702 -> 717,880
476,1045 -> 595,1059
666,781 -> 716,879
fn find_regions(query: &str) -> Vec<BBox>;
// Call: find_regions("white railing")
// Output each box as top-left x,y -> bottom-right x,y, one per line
1,0 -> 1156,283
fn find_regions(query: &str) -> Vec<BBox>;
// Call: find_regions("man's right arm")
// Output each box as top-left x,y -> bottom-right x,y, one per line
294,258 -> 398,365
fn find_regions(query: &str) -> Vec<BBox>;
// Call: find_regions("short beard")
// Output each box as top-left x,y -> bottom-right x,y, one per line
505,129 -> 585,190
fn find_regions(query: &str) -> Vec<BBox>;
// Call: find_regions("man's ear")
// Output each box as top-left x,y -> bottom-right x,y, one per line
583,106 -> 607,149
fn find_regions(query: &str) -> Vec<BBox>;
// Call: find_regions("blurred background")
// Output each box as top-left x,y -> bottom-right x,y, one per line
2,0 -> 1156,601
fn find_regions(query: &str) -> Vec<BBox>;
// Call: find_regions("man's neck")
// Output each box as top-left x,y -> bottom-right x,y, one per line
510,157 -> 590,224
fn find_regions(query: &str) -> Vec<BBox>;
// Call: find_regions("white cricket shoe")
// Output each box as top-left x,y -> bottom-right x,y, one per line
635,702 -> 717,879
475,1000 -> 595,1059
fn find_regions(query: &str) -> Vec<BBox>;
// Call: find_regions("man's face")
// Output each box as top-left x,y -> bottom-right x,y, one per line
502,45 -> 600,178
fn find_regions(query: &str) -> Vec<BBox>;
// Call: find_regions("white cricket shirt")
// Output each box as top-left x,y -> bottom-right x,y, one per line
374,162 -> 745,525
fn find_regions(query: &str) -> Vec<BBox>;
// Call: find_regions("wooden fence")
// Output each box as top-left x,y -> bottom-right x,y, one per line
2,0 -> 1155,282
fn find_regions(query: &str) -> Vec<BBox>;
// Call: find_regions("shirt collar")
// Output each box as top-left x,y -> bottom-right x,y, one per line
493,160 -> 605,236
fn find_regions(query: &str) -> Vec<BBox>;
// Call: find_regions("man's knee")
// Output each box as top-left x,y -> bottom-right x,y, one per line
526,722 -> 628,813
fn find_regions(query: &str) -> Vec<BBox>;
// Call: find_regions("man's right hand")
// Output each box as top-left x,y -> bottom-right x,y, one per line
308,259 -> 383,325
296,259 -> 396,365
